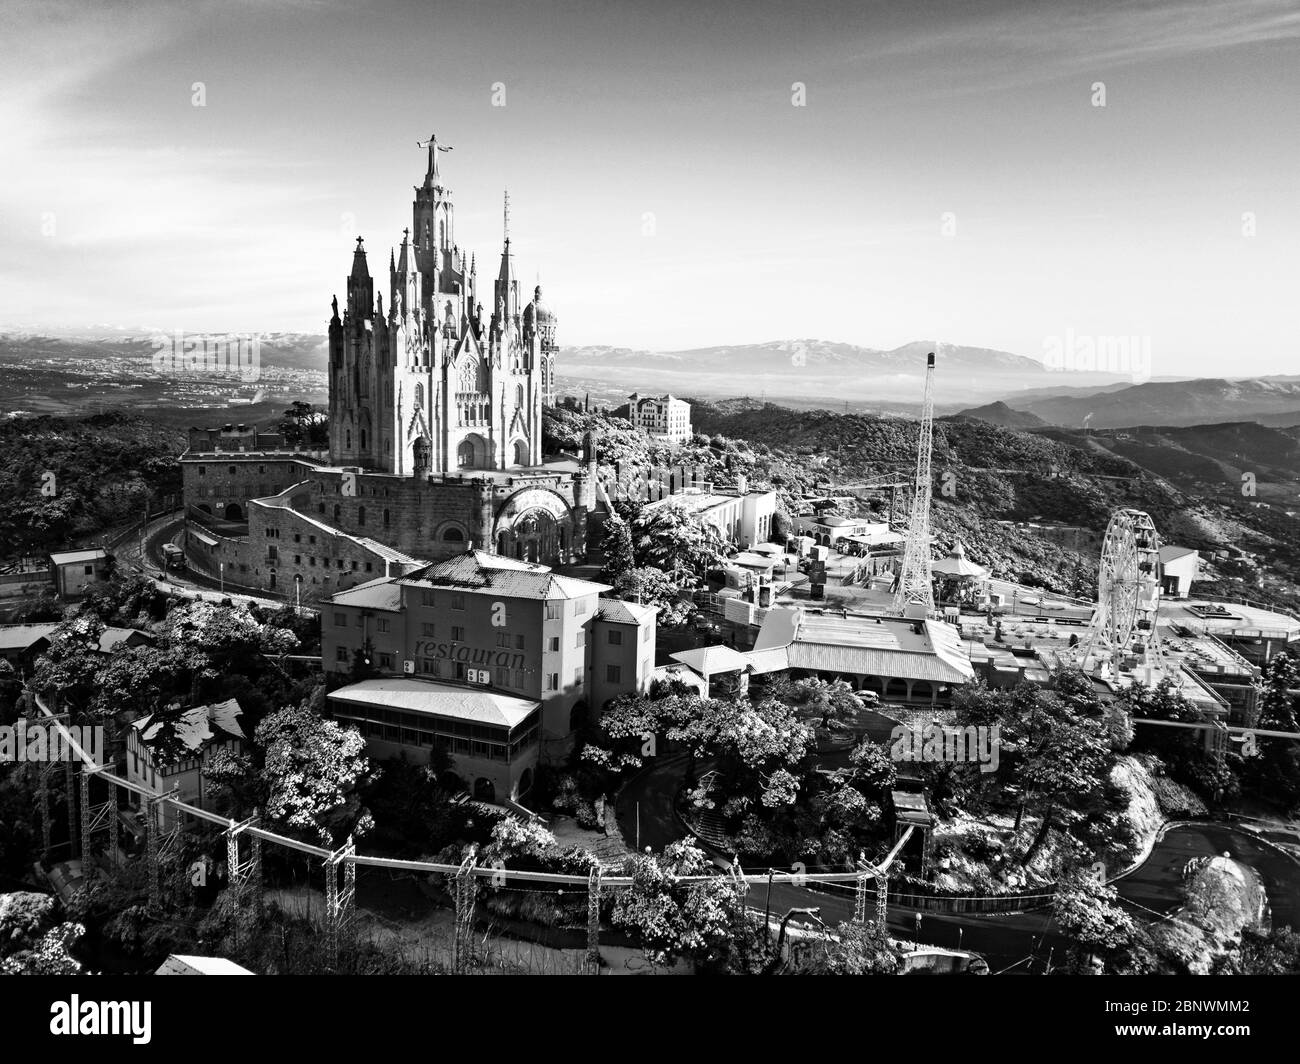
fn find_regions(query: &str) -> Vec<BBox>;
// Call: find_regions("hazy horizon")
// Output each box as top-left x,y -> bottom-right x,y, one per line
2,0 -> 1298,377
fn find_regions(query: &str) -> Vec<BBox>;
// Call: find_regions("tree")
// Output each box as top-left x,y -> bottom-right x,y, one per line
1053,872 -> 1137,972
790,919 -> 902,975
0,921 -> 84,975
30,616 -> 105,713
613,566 -> 692,627
774,676 -> 867,732
1242,652 -> 1300,811
1120,678 -> 1239,804
598,513 -> 636,583
611,839 -> 743,966
254,704 -> 378,846
628,499 -> 726,587
278,401 -> 329,448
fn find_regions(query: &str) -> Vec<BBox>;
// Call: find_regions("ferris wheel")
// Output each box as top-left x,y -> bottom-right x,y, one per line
1081,509 -> 1164,672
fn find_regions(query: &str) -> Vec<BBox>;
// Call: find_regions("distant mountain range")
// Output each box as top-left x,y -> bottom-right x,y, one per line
5,328 -> 1300,433
1002,378 -> 1300,429
558,339 -> 1135,405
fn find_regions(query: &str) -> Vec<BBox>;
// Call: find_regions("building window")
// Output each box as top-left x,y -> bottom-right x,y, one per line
643,627 -> 653,643
575,629 -> 586,648
515,634 -> 525,650
335,646 -> 348,662
383,509 -> 390,527
606,665 -> 622,683
548,636 -> 559,652
574,598 -> 591,616
451,626 -> 465,641
546,673 -> 559,691
496,631 -> 510,647
334,612 -> 347,626
608,629 -> 623,645
295,555 -> 302,565
450,592 -> 465,610
378,618 -> 390,633
443,526 -> 464,543
198,466 -> 206,477
378,653 -> 393,669
421,590 -> 435,606
495,666 -> 509,687
358,506 -> 366,525
422,622 -> 436,637
545,604 -> 562,621
574,667 -> 583,688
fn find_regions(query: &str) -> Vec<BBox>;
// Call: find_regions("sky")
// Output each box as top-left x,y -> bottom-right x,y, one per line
1,0 -> 1298,376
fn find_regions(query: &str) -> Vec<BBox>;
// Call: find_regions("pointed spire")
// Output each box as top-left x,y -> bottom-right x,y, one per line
350,236 -> 370,280
503,189 -> 511,245
397,227 -> 412,273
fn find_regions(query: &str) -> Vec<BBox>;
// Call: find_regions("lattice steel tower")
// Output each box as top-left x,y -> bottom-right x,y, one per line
890,352 -> 937,618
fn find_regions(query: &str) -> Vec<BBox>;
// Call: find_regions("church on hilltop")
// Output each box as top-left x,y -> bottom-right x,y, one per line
179,138 -> 595,603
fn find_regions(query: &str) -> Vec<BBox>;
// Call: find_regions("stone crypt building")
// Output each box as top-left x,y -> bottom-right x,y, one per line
180,139 -> 593,602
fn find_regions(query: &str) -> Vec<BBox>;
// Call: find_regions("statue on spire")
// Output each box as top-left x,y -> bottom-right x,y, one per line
416,134 -> 453,182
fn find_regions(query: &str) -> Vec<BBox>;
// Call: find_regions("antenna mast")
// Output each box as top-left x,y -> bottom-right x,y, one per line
891,351 -> 937,618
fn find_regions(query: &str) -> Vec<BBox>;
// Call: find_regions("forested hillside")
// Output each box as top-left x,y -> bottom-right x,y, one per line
0,413 -> 184,558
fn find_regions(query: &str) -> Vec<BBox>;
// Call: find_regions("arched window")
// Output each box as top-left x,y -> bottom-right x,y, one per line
358,505 -> 366,526
383,508 -> 390,527
333,504 -> 340,522
442,527 -> 464,543
360,428 -> 367,449
457,440 -> 475,468
512,439 -> 528,467
515,384 -> 524,408
414,382 -> 424,407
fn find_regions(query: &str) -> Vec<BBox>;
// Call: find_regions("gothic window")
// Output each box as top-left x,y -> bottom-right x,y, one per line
443,527 -> 464,542
439,221 -> 446,249
458,357 -> 478,394
346,430 -> 351,449
383,509 -> 390,527
457,440 -> 475,468
513,439 -> 528,467
414,382 -> 424,407
515,384 -> 524,408
358,505 -> 366,526
360,428 -> 367,449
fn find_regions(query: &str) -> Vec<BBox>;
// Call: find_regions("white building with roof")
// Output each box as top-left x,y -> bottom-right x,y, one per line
323,550 -> 658,801
642,479 -> 778,550
628,393 -> 692,442
1158,545 -> 1199,599
740,606 -> 975,705
49,548 -> 111,599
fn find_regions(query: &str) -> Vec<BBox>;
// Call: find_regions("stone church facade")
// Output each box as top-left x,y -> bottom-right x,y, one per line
179,140 -> 593,603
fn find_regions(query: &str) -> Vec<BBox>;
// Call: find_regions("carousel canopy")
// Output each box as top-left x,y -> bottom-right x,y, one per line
932,540 -> 989,580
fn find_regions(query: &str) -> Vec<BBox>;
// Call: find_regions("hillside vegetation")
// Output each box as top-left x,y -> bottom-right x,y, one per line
0,413 -> 184,559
